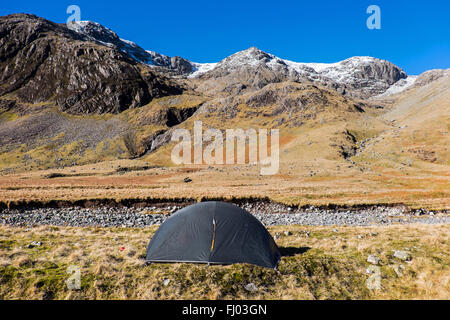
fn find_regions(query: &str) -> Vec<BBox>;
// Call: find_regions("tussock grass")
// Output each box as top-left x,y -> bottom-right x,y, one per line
1,224 -> 448,300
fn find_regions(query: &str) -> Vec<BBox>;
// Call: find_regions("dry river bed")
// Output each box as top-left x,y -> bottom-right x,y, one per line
1,202 -> 449,228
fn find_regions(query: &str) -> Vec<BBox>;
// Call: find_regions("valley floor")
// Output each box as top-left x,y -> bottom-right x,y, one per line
0,160 -> 448,210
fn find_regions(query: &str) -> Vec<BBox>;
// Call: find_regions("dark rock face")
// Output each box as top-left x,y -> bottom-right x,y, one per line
147,51 -> 195,75
169,56 -> 194,74
66,20 -> 195,75
66,20 -> 154,65
0,14 -> 183,114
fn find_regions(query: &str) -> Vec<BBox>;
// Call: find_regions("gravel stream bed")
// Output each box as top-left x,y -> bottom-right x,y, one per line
1,203 -> 449,228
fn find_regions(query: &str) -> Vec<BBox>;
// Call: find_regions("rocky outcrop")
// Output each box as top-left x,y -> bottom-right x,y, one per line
67,21 -> 195,75
413,69 -> 449,88
67,20 -> 153,65
147,51 -> 195,75
0,14 -> 183,114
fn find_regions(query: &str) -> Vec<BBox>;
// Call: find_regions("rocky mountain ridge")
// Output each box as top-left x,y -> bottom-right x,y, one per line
0,14 -> 183,114
65,19 -> 420,99
67,20 -> 195,75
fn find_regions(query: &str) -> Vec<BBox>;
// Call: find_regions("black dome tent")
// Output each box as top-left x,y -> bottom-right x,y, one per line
145,201 -> 281,269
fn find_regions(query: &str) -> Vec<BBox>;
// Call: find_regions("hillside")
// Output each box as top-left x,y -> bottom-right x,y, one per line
0,14 -> 448,210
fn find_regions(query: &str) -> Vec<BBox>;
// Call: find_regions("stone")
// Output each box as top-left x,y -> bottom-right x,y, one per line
393,250 -> 412,261
367,254 -> 380,265
28,241 -> 42,248
365,265 -> 382,290
163,279 -> 170,286
244,283 -> 258,292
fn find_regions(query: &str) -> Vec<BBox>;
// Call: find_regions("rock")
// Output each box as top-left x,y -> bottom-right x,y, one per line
367,254 -> 380,265
393,250 -> 412,261
244,283 -> 258,292
393,264 -> 405,277
162,279 -> 170,286
283,231 -> 293,236
365,266 -> 382,290
27,241 -> 42,248
1,203 -> 449,229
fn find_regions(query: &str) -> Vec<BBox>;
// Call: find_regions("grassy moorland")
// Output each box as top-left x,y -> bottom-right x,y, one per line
0,224 -> 448,300
0,159 -> 448,210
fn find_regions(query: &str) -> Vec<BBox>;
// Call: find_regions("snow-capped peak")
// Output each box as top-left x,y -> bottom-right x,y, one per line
192,47 -> 411,98
216,46 -> 279,69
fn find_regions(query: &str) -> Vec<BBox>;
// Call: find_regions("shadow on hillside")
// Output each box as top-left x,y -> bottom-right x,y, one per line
279,246 -> 311,257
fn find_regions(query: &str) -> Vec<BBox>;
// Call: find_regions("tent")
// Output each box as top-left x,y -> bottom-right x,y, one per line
145,201 -> 281,269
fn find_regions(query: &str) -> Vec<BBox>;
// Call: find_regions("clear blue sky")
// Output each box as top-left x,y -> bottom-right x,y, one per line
2,0 -> 449,74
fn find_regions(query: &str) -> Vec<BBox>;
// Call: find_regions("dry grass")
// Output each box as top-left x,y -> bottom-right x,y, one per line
0,224 -> 448,300
0,160 -> 448,209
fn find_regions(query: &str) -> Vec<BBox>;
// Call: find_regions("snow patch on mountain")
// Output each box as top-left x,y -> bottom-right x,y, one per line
189,62 -> 219,78
373,75 -> 418,98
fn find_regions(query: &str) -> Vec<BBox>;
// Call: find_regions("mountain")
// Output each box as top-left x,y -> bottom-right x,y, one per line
62,20 -> 417,99
67,20 -> 195,75
0,13 -> 448,178
191,47 -> 411,99
0,14 -> 183,114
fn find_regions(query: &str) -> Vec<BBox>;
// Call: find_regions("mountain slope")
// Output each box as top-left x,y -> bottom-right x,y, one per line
0,14 -> 183,114
361,70 -> 450,167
